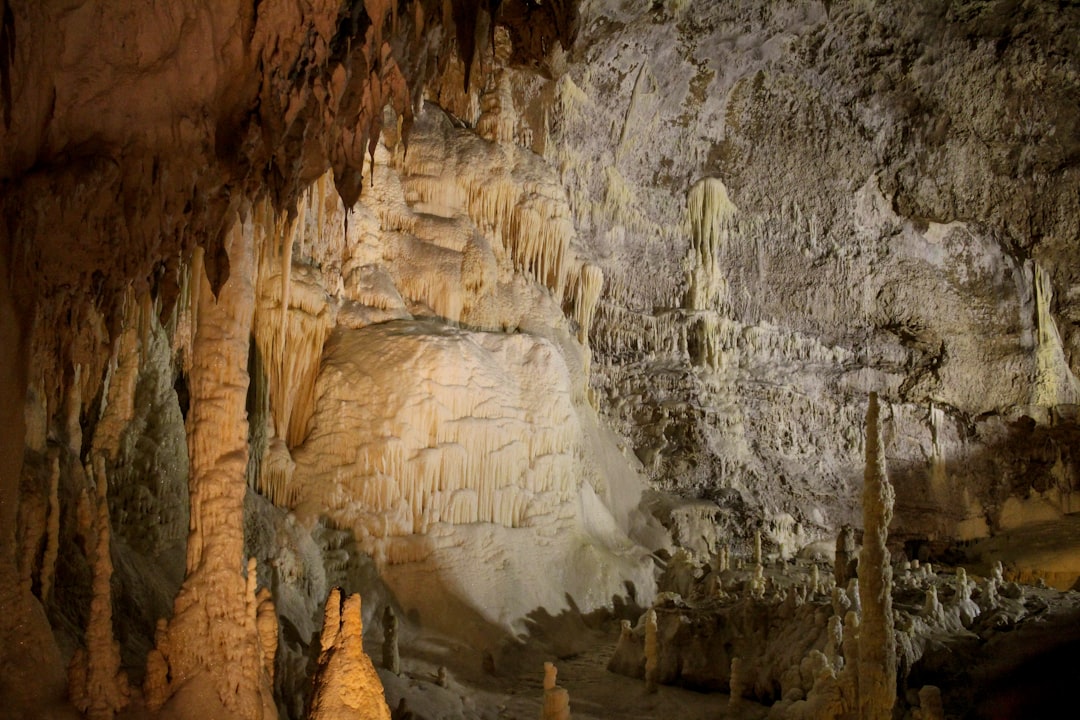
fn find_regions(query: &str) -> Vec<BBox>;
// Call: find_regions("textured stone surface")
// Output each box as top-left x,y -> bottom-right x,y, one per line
536,0 -> 1080,543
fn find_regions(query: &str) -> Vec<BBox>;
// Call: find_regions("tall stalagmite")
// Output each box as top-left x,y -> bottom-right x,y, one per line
857,393 -> 897,719
152,211 -> 272,717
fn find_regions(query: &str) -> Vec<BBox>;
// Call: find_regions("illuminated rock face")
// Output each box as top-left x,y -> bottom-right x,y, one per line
544,0 -> 1080,544
246,103 -> 655,635
293,320 -> 581,537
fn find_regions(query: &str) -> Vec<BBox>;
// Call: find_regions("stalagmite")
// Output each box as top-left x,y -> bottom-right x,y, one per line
39,452 -> 60,602
984,561 -> 1004,607
837,611 -> 861,710
916,685 -> 945,720
150,214 -> 273,717
954,567 -> 980,625
834,525 -> 856,587
383,606 -> 400,675
857,392 -> 897,720
67,456 -> 130,720
824,615 -> 844,670
644,609 -> 659,694
922,585 -> 945,624
308,589 -> 392,720
540,662 -> 571,720
728,657 -> 745,710
750,562 -> 766,599
256,588 -> 279,684
143,648 -> 170,714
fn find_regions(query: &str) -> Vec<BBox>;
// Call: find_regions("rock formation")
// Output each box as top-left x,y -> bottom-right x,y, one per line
149,214 -> 274,718
67,457 -> 130,720
643,608 -> 659,694
540,662 -> 571,720
2,1 -> 1080,719
382,606 -> 400,676
308,589 -> 391,720
857,393 -> 897,720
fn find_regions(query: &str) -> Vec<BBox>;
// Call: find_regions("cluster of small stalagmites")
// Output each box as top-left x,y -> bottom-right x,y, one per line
67,457 -> 130,720
307,588 -> 391,720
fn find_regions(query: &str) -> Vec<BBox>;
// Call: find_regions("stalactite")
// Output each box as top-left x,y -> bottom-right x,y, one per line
685,178 -> 736,313
64,364 -> 83,454
254,195 -> 335,451
92,309 -> 141,463
1033,262 -> 1080,406
857,392 -> 896,720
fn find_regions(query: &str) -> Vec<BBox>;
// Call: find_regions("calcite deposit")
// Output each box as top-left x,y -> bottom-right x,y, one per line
2,1 -> 1080,719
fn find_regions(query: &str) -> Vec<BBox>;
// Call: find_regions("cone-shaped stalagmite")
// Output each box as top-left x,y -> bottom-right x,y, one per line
308,589 -> 392,720
857,393 -> 896,720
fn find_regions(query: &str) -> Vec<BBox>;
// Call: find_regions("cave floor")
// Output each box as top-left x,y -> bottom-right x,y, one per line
383,623 -> 767,720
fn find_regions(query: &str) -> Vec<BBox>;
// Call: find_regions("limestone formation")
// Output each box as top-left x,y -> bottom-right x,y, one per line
923,585 -> 945,625
834,526 -> 856,588
728,657 -> 745,710
256,587 -> 279,684
644,609 -> 659,694
954,568 -> 980,626
383,606 -> 400,676
3,2 -> 1080,719
857,393 -> 897,720
916,686 -> 945,720
150,216 -> 273,718
67,456 -> 130,720
308,589 -> 392,720
540,662 -> 571,720
40,453 -> 60,603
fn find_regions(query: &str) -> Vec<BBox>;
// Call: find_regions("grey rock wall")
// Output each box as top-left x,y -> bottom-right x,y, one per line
543,0 -> 1080,544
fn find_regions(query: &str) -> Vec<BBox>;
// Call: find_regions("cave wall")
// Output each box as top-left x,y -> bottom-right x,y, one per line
535,0 -> 1080,545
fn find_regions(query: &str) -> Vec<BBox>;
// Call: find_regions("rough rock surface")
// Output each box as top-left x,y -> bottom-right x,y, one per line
542,0 -> 1080,545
